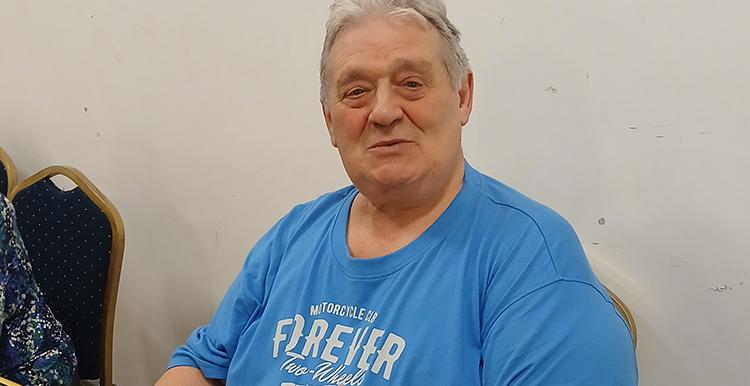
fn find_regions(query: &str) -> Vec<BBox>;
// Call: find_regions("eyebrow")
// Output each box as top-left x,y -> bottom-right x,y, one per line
336,71 -> 369,90
391,58 -> 433,75
335,58 -> 435,90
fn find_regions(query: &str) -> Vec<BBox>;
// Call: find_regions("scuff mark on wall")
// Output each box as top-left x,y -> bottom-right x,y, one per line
710,284 -> 732,292
627,124 -> 680,133
650,123 -> 678,129
598,218 -> 606,225
115,43 -> 123,64
544,86 -> 558,94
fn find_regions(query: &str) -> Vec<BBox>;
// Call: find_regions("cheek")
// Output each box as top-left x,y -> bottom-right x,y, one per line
411,91 -> 461,126
405,96 -> 463,154
407,102 -> 455,136
331,109 -> 370,146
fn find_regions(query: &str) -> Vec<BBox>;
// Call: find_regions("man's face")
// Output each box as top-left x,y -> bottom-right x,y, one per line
323,16 -> 473,196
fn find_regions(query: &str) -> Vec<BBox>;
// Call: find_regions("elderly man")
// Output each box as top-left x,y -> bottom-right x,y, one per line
157,0 -> 637,385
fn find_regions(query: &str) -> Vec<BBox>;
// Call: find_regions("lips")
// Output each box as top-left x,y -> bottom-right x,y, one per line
369,139 -> 410,149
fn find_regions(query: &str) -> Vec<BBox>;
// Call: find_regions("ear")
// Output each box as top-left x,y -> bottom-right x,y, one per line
458,72 -> 474,126
322,101 -> 338,148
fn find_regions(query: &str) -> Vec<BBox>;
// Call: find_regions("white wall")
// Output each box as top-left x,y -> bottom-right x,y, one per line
1,1 -> 748,385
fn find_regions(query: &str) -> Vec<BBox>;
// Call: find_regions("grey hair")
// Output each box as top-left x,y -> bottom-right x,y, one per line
320,0 -> 471,104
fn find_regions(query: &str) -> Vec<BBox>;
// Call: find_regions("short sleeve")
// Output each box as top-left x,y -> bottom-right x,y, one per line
481,280 -> 638,386
167,218 -> 284,379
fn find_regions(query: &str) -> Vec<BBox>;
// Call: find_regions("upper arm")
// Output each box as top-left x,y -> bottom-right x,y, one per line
481,281 -> 638,386
155,366 -> 225,386
167,219 -> 284,379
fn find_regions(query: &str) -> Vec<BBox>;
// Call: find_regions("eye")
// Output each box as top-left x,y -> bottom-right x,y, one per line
345,87 -> 367,98
403,80 -> 423,89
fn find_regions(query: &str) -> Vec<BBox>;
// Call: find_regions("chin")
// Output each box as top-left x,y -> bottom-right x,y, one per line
343,157 -> 431,193
367,165 -> 423,190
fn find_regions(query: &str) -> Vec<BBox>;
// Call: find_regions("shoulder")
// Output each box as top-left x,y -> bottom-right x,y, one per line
467,166 -> 574,241
1,193 -> 12,225
463,165 -> 597,282
272,185 -> 355,239
482,280 -> 638,385
1,194 -> 18,255
232,185 -> 357,303
240,185 -> 355,263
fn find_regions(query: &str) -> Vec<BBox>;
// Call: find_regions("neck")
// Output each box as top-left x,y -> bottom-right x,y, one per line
347,160 -> 465,258
358,165 -> 464,225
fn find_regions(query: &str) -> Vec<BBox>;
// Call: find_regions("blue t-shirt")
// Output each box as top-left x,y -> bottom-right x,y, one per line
169,163 -> 638,385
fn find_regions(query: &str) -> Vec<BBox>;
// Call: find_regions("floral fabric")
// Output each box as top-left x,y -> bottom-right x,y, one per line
0,194 -> 76,385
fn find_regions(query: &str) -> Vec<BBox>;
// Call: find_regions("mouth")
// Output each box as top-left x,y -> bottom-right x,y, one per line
369,139 -> 411,149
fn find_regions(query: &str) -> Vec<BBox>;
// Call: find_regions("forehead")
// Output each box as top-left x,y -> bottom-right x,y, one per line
327,16 -> 444,78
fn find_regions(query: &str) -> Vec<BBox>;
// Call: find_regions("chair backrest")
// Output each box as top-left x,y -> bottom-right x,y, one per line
0,146 -> 18,197
605,286 -> 638,348
8,166 -> 124,386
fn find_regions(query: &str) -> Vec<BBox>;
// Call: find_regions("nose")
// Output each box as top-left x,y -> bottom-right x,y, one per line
368,86 -> 403,129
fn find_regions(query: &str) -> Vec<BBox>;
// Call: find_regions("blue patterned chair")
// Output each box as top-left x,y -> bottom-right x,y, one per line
8,166 -> 124,386
0,146 -> 17,197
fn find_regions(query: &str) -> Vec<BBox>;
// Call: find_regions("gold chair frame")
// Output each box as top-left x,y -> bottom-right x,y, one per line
0,146 -> 18,196
0,376 -> 22,386
9,165 -> 125,386
605,286 -> 638,347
